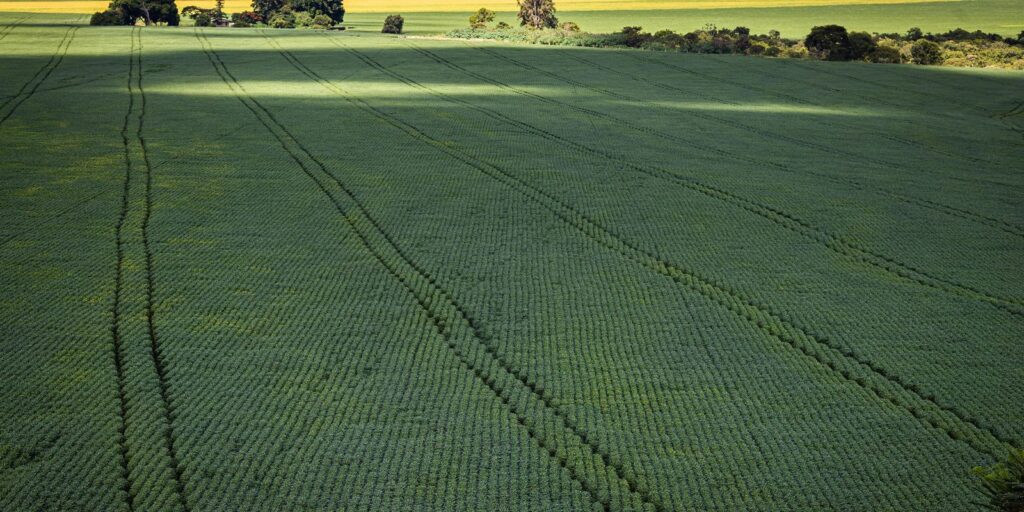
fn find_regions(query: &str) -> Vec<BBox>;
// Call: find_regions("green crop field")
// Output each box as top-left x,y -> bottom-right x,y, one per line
1,12 -> 1023,512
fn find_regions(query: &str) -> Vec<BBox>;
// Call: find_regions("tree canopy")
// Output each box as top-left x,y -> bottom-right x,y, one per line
804,24 -> 851,61
517,0 -> 556,29
91,0 -> 179,25
255,0 -> 344,24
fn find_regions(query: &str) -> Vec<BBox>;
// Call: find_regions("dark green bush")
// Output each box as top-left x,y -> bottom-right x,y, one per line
560,21 -> 579,32
268,11 -> 294,28
312,14 -> 332,27
382,14 -> 403,34
90,9 -> 124,25
619,26 -> 651,48
866,45 -> 902,63
805,24 -> 852,61
747,40 -> 768,55
231,10 -> 261,25
848,31 -> 877,60
911,38 -> 942,65
652,29 -> 686,50
194,12 -> 212,26
294,10 -> 312,26
973,450 -> 1024,512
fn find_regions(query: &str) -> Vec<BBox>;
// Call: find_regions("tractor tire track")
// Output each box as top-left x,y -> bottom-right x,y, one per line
115,28 -> 189,512
0,15 -> 28,41
481,45 -> 1024,238
995,100 -> 1024,142
200,29 -> 662,512
110,26 -> 139,512
311,35 -> 1016,456
0,26 -> 77,127
392,45 -> 1022,447
569,50 -> 1024,218
400,42 -> 1024,319
134,29 -> 191,512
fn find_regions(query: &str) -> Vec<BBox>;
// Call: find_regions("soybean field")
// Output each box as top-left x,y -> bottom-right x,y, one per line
1,13 -> 1023,511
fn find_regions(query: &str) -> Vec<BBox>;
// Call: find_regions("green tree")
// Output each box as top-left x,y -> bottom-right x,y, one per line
104,0 -> 179,25
290,0 -> 344,24
804,24 -> 852,61
252,0 -> 284,22
89,9 -> 124,24
468,8 -> 494,29
517,0 -> 556,29
848,31 -> 877,60
382,14 -> 403,34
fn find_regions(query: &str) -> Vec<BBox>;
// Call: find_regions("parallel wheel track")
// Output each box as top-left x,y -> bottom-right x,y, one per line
200,29 -> 664,512
0,25 -> 77,127
111,26 -> 139,512
113,27 -> 190,512
312,35 -> 1018,457
403,42 -> 1024,318
0,15 -> 28,41
479,45 -> 1024,239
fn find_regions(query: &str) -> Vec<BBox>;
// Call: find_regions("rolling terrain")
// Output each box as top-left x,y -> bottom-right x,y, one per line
1,13 -> 1023,511
1,0 -> 1022,36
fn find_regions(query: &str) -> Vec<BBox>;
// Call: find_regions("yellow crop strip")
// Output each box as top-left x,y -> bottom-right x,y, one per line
0,0 -> 957,14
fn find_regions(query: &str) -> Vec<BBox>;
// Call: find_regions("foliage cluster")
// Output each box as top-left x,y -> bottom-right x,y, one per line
517,0 -> 557,29
90,0 -> 179,26
253,0 -> 342,28
382,14 -> 404,34
181,0 -> 336,28
974,450 -> 1024,512
449,17 -> 1024,69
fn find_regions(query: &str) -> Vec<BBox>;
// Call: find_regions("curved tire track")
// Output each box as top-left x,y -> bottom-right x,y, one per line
0,26 -> 77,127
399,42 -> 1024,318
281,35 -> 1015,458
199,29 -> 663,512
